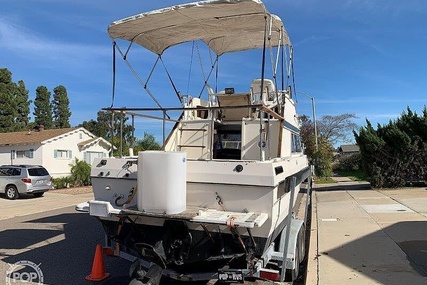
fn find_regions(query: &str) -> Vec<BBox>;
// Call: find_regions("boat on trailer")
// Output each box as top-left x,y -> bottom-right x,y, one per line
77,0 -> 311,284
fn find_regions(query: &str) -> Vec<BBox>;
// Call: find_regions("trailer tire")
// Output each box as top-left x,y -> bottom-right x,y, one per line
284,224 -> 305,281
286,236 -> 301,281
298,224 -> 306,262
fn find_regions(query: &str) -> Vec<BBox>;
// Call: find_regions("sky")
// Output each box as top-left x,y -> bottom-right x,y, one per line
1,0 -> 427,145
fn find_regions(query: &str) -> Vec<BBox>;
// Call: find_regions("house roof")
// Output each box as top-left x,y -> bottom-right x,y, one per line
78,137 -> 113,149
78,137 -> 98,147
0,128 -> 79,146
339,144 -> 360,153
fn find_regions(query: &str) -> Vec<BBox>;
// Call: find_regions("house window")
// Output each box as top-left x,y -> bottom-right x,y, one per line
84,151 -> 106,164
13,149 -> 34,159
17,150 -> 30,158
54,149 -> 72,159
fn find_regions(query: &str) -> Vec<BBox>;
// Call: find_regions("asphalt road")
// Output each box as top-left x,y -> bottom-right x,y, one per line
0,188 -> 310,285
0,193 -> 133,285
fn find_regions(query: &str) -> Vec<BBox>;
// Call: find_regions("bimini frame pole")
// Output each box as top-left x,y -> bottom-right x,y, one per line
258,14 -> 268,161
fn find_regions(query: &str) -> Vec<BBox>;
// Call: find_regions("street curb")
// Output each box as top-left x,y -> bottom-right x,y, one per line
305,187 -> 318,285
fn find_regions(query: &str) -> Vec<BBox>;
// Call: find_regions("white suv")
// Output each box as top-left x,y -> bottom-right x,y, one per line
0,165 -> 52,200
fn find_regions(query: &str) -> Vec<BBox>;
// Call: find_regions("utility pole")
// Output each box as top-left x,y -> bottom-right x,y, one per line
298,91 -> 318,151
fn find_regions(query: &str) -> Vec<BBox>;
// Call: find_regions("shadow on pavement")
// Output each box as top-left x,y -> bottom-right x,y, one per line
315,182 -> 371,192
1,209 -> 132,285
325,221 -> 427,283
0,229 -> 59,250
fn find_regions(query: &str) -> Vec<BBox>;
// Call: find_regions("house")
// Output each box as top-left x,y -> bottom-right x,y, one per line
337,144 -> 360,156
0,127 -> 111,178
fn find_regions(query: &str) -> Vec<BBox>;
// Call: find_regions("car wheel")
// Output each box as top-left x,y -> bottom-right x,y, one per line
33,192 -> 44,198
5,185 -> 19,200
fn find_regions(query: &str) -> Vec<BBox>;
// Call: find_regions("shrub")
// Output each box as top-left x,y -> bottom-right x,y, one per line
52,176 -> 72,189
69,158 -> 91,187
354,107 -> 427,188
313,137 -> 334,178
336,153 -> 362,172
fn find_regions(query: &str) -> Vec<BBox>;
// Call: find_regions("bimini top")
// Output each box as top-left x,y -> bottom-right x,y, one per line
108,0 -> 290,56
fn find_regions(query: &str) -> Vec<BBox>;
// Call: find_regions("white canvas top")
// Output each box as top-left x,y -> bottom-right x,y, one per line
108,0 -> 290,55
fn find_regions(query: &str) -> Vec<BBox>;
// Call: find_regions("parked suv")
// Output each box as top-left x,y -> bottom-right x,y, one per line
0,165 -> 52,200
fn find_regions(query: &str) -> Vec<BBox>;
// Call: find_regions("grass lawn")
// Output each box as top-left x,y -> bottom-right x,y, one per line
314,177 -> 336,184
336,170 -> 367,181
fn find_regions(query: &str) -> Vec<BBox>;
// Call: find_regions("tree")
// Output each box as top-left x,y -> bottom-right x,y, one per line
313,137 -> 334,178
134,132 -> 162,152
354,107 -> 427,188
80,119 -> 99,135
80,111 -> 163,156
80,111 -> 111,138
300,113 -> 357,177
0,68 -> 17,132
33,86 -> 53,129
300,115 -> 316,160
80,110 -> 134,156
15,80 -> 31,130
317,113 -> 358,145
52,85 -> 71,128
0,68 -> 12,84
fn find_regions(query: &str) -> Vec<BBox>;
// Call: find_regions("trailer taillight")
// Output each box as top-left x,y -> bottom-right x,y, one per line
259,268 -> 280,281
103,247 -> 115,256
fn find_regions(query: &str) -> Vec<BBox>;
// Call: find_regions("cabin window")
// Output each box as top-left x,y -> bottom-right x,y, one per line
291,134 -> 302,153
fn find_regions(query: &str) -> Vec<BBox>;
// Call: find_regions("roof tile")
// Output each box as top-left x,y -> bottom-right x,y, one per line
0,128 -> 77,146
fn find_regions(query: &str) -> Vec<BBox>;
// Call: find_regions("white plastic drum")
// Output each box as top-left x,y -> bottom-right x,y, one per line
137,151 -> 186,214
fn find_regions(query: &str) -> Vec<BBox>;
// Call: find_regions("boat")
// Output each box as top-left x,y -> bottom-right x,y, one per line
77,0 -> 311,284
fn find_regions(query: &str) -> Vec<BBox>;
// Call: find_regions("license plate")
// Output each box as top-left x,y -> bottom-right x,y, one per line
218,270 -> 244,283
36,179 -> 46,185
89,202 -> 110,217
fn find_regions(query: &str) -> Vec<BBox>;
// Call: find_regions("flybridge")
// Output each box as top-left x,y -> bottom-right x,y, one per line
105,0 -> 297,147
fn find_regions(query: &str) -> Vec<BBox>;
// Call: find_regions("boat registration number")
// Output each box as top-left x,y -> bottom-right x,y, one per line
218,270 -> 244,283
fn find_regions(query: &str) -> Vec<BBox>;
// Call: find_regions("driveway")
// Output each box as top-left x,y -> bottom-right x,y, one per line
0,187 -> 93,220
0,187 -> 135,285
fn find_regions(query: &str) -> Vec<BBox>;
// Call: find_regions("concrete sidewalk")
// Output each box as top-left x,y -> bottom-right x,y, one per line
306,179 -> 427,285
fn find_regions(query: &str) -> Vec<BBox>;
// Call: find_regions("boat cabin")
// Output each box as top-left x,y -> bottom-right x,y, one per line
165,79 -> 300,161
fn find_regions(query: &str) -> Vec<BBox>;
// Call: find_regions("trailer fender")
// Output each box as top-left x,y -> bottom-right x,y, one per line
279,219 -> 305,275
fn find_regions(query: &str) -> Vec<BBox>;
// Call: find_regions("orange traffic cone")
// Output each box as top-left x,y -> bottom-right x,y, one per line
85,244 -> 110,282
